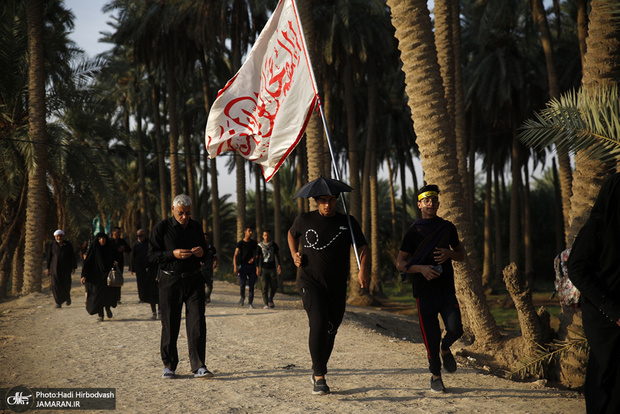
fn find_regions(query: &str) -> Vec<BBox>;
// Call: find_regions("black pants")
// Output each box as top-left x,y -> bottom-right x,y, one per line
301,285 -> 346,377
238,265 -> 257,304
159,272 -> 206,372
416,294 -> 463,376
260,267 -> 278,304
202,268 -> 213,301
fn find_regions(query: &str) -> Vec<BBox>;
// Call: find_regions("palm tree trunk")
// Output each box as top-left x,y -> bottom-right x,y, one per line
482,137 -> 493,287
297,0 -> 324,184
255,165 -> 262,235
503,263 -> 549,351
166,56 -> 181,199
366,63 -> 381,298
150,75 -> 168,220
434,0 -> 455,138
235,155 -> 246,241
210,158 -> 221,264
387,158 -> 398,242
12,229 -> 25,295
566,0 -> 620,245
523,165 -> 533,282
451,0 -> 472,225
200,52 -> 213,234
576,0 -> 588,71
136,102 -> 149,231
552,158 -> 565,254
322,75 -> 334,178
509,136 -> 521,267
493,164 -> 504,283
182,113 -> 196,215
23,0 -> 48,294
387,0 -> 501,345
556,0 -> 620,388
0,185 -> 27,297
272,173 -> 283,293
398,151 -> 408,237
532,0 -> 573,243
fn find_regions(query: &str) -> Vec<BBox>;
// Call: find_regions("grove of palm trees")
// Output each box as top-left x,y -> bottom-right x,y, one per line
1,0 -> 619,391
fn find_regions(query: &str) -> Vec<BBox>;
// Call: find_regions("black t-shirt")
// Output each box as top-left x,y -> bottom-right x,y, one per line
399,217 -> 460,298
289,210 -> 367,291
236,239 -> 258,266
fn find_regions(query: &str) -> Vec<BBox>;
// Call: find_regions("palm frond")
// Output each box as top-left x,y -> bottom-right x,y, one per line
509,328 -> 589,380
518,85 -> 620,166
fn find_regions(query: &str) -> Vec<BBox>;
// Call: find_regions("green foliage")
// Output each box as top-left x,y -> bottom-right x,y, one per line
519,85 -> 620,166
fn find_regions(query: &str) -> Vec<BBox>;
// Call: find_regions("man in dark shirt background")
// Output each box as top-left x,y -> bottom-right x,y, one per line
149,194 -> 213,379
233,226 -> 258,309
201,233 -> 218,304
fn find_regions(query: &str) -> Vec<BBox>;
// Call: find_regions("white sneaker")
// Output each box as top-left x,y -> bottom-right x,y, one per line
194,367 -> 214,378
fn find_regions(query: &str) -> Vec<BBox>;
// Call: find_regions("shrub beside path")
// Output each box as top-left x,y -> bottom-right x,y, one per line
0,271 -> 584,413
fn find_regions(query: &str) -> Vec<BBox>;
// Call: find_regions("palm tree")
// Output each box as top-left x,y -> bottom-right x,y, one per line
22,0 -> 49,293
519,86 -> 620,169
387,0 -> 502,346
531,0 -> 573,244
519,0 -> 620,388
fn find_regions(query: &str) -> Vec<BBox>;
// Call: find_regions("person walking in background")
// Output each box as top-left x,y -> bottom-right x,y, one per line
288,177 -> 370,395
110,226 -> 131,304
201,233 -> 218,304
396,184 -> 465,393
149,194 -> 213,380
81,232 -> 118,321
257,229 -> 281,309
568,173 -> 620,414
46,229 -> 77,308
131,229 -> 159,319
233,226 -> 258,309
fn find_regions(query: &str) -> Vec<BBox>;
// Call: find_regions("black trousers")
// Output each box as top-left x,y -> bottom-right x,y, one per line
301,285 -> 346,377
159,272 -> 206,372
260,267 -> 278,304
416,293 -> 463,376
238,265 -> 257,304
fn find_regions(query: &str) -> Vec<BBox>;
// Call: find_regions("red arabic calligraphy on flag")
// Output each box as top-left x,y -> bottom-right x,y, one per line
205,0 -> 318,182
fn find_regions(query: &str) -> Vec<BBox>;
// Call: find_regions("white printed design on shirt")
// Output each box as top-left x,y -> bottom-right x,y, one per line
302,228 -> 346,250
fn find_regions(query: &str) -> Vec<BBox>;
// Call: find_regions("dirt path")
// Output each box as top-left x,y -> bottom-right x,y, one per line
0,272 -> 584,413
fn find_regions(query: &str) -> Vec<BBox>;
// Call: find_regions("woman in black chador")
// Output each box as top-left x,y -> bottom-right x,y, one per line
568,172 -> 620,414
81,232 -> 118,321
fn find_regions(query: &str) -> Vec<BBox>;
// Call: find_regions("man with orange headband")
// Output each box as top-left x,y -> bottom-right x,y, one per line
396,184 -> 464,393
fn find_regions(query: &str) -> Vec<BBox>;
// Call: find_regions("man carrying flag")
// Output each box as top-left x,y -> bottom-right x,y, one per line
205,0 -> 318,181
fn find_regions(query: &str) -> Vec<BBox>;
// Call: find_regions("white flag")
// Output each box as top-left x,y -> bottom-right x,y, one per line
205,0 -> 318,182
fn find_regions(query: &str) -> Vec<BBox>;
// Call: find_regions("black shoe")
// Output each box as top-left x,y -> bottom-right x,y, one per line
430,376 -> 445,393
66,297 -> 71,306
442,350 -> 457,373
55,303 -> 62,308
237,298 -> 244,306
311,375 -> 330,395
105,308 -> 113,319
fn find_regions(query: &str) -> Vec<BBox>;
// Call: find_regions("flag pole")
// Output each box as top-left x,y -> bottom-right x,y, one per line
292,0 -> 362,270
317,105 -> 362,270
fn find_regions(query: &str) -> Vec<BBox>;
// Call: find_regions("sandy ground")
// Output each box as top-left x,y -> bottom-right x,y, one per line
0,270 -> 585,413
